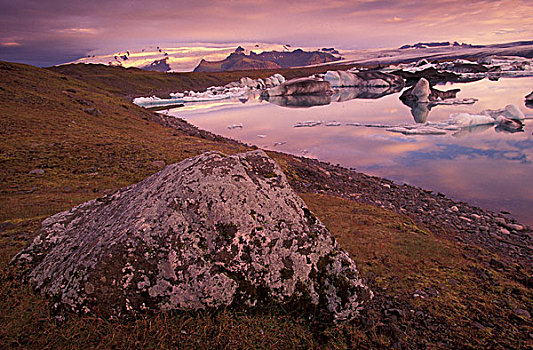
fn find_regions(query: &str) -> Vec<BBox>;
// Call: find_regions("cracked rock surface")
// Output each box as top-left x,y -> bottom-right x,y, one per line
13,150 -> 371,321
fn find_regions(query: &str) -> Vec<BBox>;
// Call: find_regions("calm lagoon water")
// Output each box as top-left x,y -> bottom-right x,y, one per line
167,77 -> 533,225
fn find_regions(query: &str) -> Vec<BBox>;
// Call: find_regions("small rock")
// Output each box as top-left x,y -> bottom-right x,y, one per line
85,282 -> 95,294
82,107 -> 103,116
450,205 -> 459,212
500,228 -> 510,235
28,169 -> 45,175
489,258 -> 505,269
387,308 -> 404,318
494,217 -> 507,226
514,309 -> 531,318
472,321 -> 485,329
507,223 -> 523,231
151,160 -> 166,168
426,287 -> 439,297
383,184 -> 391,189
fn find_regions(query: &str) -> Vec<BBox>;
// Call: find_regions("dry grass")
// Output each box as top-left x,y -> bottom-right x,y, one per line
301,193 -> 533,349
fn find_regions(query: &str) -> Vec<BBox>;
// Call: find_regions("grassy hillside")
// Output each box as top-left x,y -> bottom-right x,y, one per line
0,61 -> 531,349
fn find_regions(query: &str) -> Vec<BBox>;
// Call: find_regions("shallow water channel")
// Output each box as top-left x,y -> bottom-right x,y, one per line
165,77 -> 533,226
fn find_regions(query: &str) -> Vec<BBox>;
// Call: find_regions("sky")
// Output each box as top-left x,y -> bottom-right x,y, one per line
1,0 -> 532,67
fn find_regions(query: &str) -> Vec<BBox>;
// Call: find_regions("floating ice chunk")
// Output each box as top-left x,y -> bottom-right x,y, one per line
273,141 -> 287,146
257,134 -> 267,138
324,71 -> 361,87
494,116 -> 524,131
346,122 -> 396,128
273,74 -> 285,84
325,121 -> 341,126
412,78 -> 431,102
227,123 -> 243,129
432,98 -> 478,105
294,121 -> 323,127
483,104 -> 525,121
449,113 -> 495,127
240,77 -> 256,88
386,126 -> 447,135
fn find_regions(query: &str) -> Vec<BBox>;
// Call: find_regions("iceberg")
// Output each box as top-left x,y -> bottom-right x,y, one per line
293,121 -> 323,127
323,70 -> 404,88
133,74 -> 286,108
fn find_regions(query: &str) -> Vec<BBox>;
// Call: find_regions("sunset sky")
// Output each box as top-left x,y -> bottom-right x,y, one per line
1,0 -> 532,67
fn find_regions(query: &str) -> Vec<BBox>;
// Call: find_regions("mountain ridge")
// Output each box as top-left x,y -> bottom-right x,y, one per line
193,48 -> 341,72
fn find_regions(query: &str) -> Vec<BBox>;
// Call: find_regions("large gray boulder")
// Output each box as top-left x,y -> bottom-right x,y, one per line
13,150 -> 371,321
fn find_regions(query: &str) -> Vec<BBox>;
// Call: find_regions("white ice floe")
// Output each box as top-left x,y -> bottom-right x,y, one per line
448,113 -> 495,127
345,122 -> 396,128
431,98 -> 478,105
273,141 -> 287,146
325,121 -> 342,126
386,126 -> 448,135
227,123 -> 243,129
482,104 -> 524,120
294,121 -> 323,127
257,134 -> 267,138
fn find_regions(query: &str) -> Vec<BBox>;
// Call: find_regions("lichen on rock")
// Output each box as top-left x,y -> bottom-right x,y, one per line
13,150 -> 371,322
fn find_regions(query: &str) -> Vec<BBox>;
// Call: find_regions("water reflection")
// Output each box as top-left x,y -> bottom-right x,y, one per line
401,100 -> 432,123
452,123 -> 493,138
268,94 -> 332,108
332,85 -> 403,101
173,77 -> 533,225
265,85 -> 404,108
